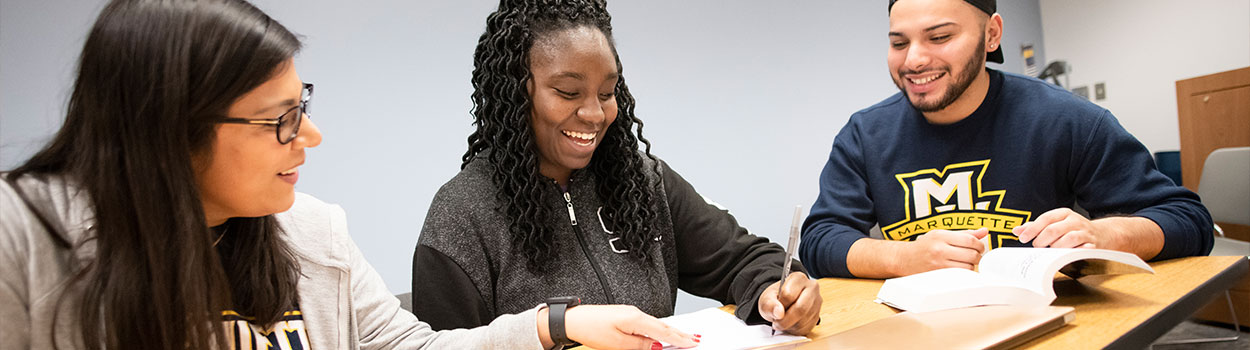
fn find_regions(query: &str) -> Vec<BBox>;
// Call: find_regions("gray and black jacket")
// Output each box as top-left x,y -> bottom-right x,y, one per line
411,155 -> 803,330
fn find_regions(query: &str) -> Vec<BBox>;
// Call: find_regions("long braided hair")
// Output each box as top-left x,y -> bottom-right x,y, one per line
464,0 -> 661,271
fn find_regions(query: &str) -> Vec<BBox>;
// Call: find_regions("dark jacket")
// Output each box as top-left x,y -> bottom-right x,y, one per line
412,155 -> 802,330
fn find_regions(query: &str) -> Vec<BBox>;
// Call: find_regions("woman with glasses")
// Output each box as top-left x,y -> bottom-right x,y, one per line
0,1 -> 695,349
411,0 -> 823,343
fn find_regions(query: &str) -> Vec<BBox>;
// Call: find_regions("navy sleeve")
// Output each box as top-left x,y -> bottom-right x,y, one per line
661,159 -> 803,324
800,117 -> 881,278
1071,111 -> 1214,259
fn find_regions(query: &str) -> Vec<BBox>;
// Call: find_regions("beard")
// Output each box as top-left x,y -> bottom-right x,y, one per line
893,39 -> 986,113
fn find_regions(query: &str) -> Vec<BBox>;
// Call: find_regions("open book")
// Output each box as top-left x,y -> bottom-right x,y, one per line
875,248 -> 1154,312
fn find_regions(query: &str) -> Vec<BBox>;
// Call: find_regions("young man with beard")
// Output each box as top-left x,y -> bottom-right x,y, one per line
799,0 -> 1213,279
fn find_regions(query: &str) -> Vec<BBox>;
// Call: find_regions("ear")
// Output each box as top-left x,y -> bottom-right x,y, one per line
986,13 -> 1004,53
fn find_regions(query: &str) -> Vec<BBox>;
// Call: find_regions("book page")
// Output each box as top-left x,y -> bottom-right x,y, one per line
977,248 -> 1070,289
659,308 -> 807,350
978,248 -> 1153,300
875,268 -> 1046,312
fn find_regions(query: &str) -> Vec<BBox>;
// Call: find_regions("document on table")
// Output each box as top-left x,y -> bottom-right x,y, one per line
659,308 -> 808,350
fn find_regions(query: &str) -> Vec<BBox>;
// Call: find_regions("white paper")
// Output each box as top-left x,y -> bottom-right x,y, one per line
659,308 -> 807,350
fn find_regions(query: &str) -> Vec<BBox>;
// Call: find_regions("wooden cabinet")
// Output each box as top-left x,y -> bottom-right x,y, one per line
1176,66 -> 1250,242
1176,66 -> 1250,327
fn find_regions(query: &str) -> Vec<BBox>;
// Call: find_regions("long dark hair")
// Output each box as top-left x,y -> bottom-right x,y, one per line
7,0 -> 302,349
465,0 -> 661,270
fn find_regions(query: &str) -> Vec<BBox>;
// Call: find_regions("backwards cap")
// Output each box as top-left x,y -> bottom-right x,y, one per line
888,0 -> 1003,63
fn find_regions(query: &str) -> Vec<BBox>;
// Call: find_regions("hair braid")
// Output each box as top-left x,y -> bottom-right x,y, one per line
466,0 -> 660,270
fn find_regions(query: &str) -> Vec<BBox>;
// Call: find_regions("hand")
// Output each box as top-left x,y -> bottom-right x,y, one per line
758,272 -> 822,335
1012,208 -> 1100,249
897,228 -> 989,275
540,305 -> 699,350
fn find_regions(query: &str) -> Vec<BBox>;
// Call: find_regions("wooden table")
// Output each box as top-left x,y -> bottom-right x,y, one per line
795,256 -> 1248,349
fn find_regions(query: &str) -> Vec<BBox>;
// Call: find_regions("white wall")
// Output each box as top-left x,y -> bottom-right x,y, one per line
0,0 -> 1044,313
1040,0 -> 1250,154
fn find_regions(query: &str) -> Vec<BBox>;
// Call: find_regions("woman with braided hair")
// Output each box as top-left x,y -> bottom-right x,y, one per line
412,0 -> 823,344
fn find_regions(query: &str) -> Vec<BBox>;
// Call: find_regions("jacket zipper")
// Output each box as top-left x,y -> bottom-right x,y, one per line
563,190 -> 616,304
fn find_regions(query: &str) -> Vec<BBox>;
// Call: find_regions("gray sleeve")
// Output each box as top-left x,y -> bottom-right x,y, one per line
411,184 -> 497,331
0,181 -> 33,349
334,205 -> 543,350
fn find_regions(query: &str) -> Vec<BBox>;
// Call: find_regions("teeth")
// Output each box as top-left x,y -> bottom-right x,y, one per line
279,167 -> 297,175
561,130 -> 596,141
910,73 -> 941,84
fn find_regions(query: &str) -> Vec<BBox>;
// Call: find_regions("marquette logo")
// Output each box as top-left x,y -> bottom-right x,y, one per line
882,160 -> 1032,248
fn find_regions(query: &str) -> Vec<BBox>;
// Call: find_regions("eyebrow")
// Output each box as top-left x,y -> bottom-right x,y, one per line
549,71 -> 621,82
552,71 -> 585,80
253,99 -> 298,117
889,22 -> 958,37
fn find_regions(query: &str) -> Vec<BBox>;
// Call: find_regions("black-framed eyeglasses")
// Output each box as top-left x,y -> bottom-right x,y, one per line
215,83 -> 314,144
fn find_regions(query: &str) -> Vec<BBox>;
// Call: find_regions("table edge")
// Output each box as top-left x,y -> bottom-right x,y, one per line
1105,256 -> 1250,350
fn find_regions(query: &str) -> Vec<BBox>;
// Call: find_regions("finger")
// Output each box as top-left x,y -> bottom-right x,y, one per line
772,276 -> 809,330
627,317 -> 696,349
779,281 -> 821,335
778,272 -> 806,306
1032,218 -> 1080,248
757,283 -> 781,322
1050,230 -> 1093,248
1079,243 -> 1096,249
1011,221 -> 1029,236
1016,208 -> 1070,243
948,228 -> 988,255
945,244 -> 982,265
618,335 -> 659,350
943,260 -> 976,270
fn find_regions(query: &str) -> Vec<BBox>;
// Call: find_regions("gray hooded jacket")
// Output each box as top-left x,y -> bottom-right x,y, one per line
412,155 -> 803,331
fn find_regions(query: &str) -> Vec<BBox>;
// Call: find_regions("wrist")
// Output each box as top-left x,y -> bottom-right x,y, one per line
537,307 -> 555,349
1092,216 -> 1163,259
544,296 -> 581,347
885,241 -> 908,276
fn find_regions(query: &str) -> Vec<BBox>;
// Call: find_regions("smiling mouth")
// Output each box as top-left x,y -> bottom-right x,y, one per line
907,72 -> 945,85
278,167 -> 297,176
562,130 -> 596,146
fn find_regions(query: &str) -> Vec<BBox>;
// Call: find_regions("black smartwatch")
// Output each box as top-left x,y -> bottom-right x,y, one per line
545,296 -> 581,347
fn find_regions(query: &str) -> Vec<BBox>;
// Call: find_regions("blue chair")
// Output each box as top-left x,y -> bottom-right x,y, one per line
1154,151 -> 1182,186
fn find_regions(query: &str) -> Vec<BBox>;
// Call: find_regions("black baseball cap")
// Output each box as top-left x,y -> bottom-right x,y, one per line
888,0 -> 1004,64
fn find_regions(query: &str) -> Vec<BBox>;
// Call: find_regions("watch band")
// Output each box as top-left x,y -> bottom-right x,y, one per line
546,296 -> 581,346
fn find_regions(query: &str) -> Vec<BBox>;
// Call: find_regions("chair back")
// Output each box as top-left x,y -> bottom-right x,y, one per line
1197,147 -> 1250,226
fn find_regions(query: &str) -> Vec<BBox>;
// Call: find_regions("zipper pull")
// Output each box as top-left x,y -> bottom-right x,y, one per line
563,192 -> 578,226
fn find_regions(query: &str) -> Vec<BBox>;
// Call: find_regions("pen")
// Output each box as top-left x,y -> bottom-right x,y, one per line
774,205 -> 803,336
779,205 -> 802,287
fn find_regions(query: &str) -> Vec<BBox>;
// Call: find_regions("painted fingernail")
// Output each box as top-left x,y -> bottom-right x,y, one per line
694,338 -> 701,343
651,341 -> 662,350
694,334 -> 702,338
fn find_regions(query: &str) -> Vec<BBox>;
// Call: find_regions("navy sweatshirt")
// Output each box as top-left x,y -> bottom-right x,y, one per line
800,69 -> 1214,278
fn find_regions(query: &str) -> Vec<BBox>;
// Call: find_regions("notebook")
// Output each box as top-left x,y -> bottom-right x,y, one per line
804,305 -> 1074,349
